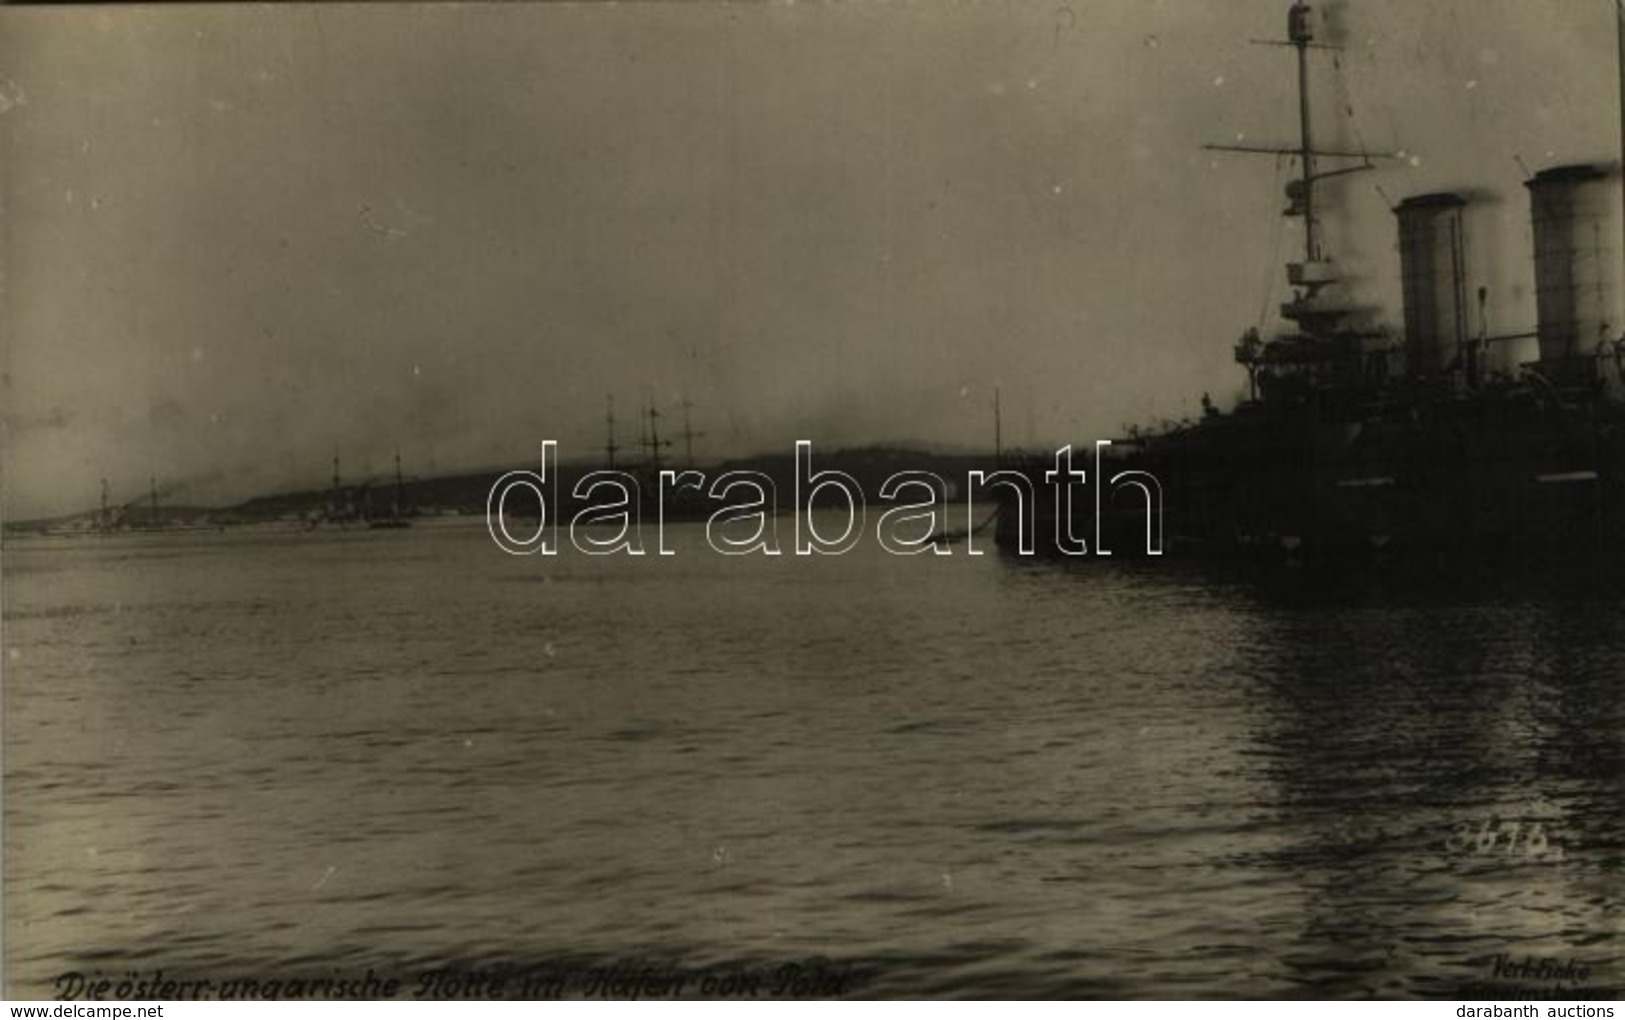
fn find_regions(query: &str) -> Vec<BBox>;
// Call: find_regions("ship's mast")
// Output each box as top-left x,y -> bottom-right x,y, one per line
993,387 -> 1003,464
331,453 -> 342,520
604,394 -> 621,470
393,451 -> 403,519
642,402 -> 670,473
1617,0 -> 1625,305
1291,1 -> 1320,262
1204,3 -> 1393,327
678,399 -> 704,468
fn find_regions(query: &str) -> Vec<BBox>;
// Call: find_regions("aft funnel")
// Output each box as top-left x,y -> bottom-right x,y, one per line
1526,164 -> 1624,367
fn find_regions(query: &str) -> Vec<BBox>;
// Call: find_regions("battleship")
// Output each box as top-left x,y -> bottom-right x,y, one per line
997,1 -> 1625,566
312,451 -> 414,529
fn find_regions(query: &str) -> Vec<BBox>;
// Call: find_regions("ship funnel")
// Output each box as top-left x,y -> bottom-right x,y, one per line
1396,193 -> 1468,378
1526,164 -> 1624,367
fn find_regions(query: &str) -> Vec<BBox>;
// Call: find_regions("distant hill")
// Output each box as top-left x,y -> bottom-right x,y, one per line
3,445 -> 1001,535
4,504 -> 220,536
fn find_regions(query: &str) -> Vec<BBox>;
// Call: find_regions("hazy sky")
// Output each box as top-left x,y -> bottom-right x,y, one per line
2,1 -> 1618,518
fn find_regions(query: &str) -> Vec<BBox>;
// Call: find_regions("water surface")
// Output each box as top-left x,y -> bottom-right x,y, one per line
4,520 -> 1621,998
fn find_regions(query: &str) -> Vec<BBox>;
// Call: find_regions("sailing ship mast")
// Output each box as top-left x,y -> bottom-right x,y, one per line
641,402 -> 671,473
392,451 -> 403,520
604,394 -> 621,470
993,387 -> 1003,465
678,399 -> 704,469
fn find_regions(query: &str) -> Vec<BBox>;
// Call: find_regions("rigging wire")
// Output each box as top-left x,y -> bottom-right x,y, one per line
1330,51 -> 1374,163
1256,153 -> 1290,332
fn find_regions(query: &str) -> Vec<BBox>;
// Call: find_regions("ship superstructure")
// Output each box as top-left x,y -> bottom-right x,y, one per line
998,1 -> 1625,564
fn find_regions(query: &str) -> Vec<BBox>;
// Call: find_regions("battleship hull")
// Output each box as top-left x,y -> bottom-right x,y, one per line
997,385 -> 1625,566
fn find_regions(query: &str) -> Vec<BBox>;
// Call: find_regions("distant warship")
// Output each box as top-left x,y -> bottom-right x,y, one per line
998,1 -> 1625,565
